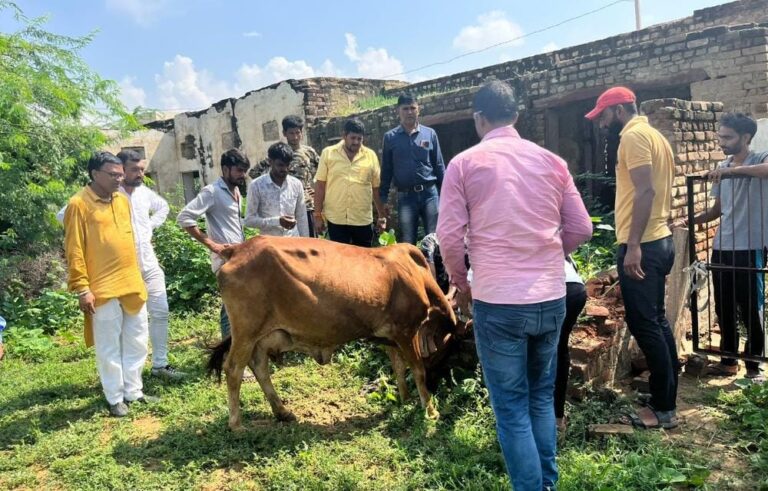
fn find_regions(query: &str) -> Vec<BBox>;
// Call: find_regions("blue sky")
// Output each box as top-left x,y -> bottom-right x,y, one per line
3,0 -> 725,111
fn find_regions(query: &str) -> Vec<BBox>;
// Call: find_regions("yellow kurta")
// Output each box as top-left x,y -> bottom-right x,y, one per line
63,185 -> 147,346
315,141 -> 381,226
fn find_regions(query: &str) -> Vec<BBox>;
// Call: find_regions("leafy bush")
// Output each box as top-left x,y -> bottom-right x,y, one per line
719,381 -> 768,480
4,327 -> 55,361
0,2 -> 137,254
152,214 -> 218,313
572,214 -> 617,281
0,251 -> 79,335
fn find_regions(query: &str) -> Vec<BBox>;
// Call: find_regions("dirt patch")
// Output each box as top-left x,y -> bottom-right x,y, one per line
132,415 -> 162,441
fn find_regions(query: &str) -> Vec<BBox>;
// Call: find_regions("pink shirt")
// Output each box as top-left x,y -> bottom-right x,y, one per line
437,125 -> 592,305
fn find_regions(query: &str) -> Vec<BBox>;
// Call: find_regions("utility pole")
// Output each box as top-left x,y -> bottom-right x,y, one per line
635,0 -> 642,30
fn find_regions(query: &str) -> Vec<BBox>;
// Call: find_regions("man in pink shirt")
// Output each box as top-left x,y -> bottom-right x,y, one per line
437,81 -> 592,491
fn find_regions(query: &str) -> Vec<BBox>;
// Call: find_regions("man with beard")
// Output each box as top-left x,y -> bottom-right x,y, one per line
245,142 -> 310,237
58,150 -> 184,380
314,118 -> 387,247
585,87 -> 677,429
674,113 -> 768,381
178,149 -> 250,338
380,94 -> 445,245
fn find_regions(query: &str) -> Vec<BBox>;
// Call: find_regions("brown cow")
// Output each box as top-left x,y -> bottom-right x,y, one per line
207,236 -> 457,431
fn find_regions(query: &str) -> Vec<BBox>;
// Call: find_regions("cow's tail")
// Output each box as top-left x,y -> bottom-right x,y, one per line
206,335 -> 232,383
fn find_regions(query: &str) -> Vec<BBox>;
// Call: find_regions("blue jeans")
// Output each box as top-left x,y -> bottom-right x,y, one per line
220,304 -> 231,338
474,297 -> 565,491
397,184 -> 439,245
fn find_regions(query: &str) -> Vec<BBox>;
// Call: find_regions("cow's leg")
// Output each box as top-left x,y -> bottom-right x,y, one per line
224,336 -> 259,432
249,330 -> 296,422
395,339 -> 439,420
385,346 -> 410,402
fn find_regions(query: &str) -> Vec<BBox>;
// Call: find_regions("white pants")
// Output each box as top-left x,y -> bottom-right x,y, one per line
143,265 -> 170,368
93,299 -> 149,404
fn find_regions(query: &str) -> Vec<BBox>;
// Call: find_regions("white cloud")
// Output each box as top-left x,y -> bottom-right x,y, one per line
541,42 -> 559,53
242,31 -> 261,38
154,55 -> 232,110
453,11 -> 524,52
343,33 -> 403,79
235,56 -> 341,92
105,0 -> 169,26
118,76 -> 147,109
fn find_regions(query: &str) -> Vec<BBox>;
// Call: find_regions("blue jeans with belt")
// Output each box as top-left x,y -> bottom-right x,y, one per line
473,297 -> 565,491
397,183 -> 439,245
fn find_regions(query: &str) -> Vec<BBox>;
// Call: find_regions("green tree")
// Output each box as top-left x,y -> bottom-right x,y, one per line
0,1 -> 137,253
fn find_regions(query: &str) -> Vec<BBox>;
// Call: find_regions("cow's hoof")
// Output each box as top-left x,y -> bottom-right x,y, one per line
276,410 -> 297,422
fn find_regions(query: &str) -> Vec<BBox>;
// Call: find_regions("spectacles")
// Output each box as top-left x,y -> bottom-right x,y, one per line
96,170 -> 125,180
473,111 -> 483,119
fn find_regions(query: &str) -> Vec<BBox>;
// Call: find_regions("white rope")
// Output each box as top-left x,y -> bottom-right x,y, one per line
684,260 -> 709,311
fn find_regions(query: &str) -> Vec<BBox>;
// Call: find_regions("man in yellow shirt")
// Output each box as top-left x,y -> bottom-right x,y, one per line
314,118 -> 387,247
586,87 -> 677,430
63,152 -> 151,418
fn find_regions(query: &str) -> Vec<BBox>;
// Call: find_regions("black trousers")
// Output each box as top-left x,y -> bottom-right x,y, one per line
327,222 -> 374,248
554,282 -> 588,419
618,236 -> 677,412
306,210 -> 316,238
711,249 -> 766,371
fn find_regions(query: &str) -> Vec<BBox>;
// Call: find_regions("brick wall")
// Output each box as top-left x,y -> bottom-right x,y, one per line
378,1 -> 768,122
642,98 -> 725,258
288,78 -> 407,122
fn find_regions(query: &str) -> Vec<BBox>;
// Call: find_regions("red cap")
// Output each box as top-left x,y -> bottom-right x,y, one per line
585,87 -> 636,120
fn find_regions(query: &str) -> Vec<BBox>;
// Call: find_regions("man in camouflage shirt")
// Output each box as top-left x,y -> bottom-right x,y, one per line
249,115 -> 320,236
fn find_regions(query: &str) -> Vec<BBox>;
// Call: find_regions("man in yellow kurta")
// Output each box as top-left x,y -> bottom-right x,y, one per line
63,151 -> 150,417
313,118 -> 387,247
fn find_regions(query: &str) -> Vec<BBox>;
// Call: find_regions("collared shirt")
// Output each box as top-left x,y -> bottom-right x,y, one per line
437,125 -> 593,305
57,186 -> 169,274
177,177 -> 245,272
245,174 -> 309,237
63,185 -> 147,302
315,140 -> 381,226
249,144 -> 320,209
616,116 -> 674,244
380,124 -> 445,201
711,150 -> 768,250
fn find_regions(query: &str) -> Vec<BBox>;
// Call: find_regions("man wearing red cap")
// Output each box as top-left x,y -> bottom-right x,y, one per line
586,87 -> 677,429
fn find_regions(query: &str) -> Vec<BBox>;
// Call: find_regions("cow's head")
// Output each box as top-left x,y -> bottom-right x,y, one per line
419,288 -> 476,392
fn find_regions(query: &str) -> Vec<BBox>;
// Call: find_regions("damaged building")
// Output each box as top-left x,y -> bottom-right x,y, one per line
110,0 -> 768,204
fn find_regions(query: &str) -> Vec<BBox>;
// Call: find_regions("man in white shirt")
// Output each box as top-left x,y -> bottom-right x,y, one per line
245,142 -> 310,237
58,150 -> 185,380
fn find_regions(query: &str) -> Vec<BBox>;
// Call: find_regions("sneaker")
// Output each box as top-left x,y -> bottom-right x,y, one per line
151,365 -> 187,380
108,401 -> 129,417
126,395 -> 161,404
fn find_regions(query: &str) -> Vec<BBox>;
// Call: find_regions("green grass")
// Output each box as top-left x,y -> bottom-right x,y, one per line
0,310 -> 755,490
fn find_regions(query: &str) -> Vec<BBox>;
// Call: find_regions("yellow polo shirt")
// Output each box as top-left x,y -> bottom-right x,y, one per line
615,116 -> 674,244
315,141 -> 381,226
63,185 -> 147,346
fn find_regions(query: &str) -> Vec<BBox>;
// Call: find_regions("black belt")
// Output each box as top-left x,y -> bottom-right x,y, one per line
399,182 -> 435,192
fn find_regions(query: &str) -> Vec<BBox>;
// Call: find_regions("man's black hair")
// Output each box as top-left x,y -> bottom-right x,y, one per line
267,142 -> 294,163
87,151 -> 122,180
282,115 -> 304,132
720,112 -> 758,142
472,81 -> 518,123
221,148 -> 251,169
343,118 -> 365,135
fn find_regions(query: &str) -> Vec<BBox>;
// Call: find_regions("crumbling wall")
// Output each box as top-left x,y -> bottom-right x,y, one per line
379,1 -> 768,121
642,98 -> 725,258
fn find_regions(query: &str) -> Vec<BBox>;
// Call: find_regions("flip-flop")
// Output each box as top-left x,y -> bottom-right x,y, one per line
704,362 -> 739,377
619,407 -> 678,430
